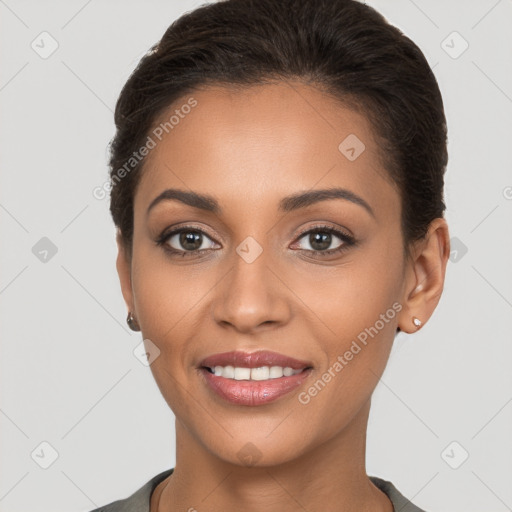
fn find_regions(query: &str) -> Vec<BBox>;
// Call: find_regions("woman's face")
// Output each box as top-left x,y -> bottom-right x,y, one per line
118,81 -> 424,466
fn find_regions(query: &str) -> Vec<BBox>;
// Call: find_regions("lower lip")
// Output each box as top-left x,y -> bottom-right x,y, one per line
199,367 -> 313,406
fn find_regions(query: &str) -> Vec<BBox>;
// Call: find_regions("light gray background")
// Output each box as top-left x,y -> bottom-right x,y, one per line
1,1 -> 511,511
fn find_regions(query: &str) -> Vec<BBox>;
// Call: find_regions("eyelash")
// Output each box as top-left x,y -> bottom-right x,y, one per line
155,223 -> 356,259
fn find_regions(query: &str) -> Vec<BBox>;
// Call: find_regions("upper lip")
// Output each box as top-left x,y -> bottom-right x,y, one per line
199,350 -> 313,370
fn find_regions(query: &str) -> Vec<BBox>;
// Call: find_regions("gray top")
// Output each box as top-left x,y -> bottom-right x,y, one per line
89,468 -> 427,512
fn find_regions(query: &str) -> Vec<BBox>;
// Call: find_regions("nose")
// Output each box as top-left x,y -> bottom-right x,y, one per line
212,247 -> 291,334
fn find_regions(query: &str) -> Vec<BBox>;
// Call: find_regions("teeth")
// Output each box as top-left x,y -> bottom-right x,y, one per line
211,365 -> 303,380
234,367 -> 251,380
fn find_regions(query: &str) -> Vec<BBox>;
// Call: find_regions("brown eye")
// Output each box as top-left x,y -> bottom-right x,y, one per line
292,225 -> 356,257
176,230 -> 203,251
157,227 -> 219,256
300,231 -> 340,252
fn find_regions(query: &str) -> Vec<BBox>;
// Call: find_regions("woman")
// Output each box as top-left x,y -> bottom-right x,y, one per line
93,0 -> 450,510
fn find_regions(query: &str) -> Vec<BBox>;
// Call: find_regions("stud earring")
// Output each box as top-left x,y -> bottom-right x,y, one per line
412,316 -> 422,329
127,312 -> 141,331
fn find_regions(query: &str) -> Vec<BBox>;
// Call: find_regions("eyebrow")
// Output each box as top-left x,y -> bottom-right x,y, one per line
146,187 -> 375,218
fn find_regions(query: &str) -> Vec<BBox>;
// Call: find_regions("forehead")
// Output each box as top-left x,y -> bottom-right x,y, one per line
135,81 -> 399,219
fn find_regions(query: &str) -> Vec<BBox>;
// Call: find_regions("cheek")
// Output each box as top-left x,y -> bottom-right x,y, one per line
293,271 -> 400,433
292,252 -> 402,343
130,245 -> 216,342
129,251 -> 202,413
289,243 -> 402,387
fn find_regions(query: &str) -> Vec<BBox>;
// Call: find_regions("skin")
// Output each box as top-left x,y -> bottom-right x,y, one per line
116,81 -> 450,512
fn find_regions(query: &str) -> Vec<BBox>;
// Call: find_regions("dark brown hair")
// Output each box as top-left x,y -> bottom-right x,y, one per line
108,0 -> 448,263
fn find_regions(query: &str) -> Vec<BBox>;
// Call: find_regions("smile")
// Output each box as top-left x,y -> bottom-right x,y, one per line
204,365 -> 305,380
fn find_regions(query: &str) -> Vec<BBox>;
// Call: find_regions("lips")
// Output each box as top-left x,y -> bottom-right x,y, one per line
199,366 -> 313,406
199,350 -> 313,371
197,350 -> 314,406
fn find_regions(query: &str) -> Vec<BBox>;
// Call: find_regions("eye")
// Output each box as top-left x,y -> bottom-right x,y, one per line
156,226 -> 219,257
291,224 -> 356,257
155,223 -> 356,259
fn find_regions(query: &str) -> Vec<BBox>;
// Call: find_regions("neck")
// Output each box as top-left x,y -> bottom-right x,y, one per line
155,399 -> 393,512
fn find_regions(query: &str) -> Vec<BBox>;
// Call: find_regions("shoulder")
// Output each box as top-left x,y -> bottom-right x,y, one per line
87,469 -> 174,512
369,475 -> 428,512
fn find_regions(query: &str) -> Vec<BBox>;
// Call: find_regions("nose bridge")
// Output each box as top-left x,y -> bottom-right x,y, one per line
233,235 -> 272,287
213,232 -> 290,331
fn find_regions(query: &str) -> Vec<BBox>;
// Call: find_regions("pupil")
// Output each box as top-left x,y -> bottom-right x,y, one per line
177,231 -> 332,252
180,231 -> 201,250
311,232 -> 330,251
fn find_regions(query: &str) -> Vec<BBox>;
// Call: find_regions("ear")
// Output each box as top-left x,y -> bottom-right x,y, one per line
397,218 -> 450,333
115,229 -> 135,316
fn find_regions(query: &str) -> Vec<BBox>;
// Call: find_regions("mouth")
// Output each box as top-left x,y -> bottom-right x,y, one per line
197,350 -> 314,406
201,365 -> 310,380
200,349 -> 312,370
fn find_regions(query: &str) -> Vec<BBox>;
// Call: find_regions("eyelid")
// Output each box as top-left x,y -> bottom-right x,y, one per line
293,223 -> 353,241
289,223 -> 355,253
156,222 -> 356,257
155,224 -> 221,257
158,223 -> 220,244
157,223 -> 351,244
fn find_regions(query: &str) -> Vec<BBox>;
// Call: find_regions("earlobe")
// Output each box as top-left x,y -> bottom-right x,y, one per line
412,316 -> 422,328
397,218 -> 450,333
